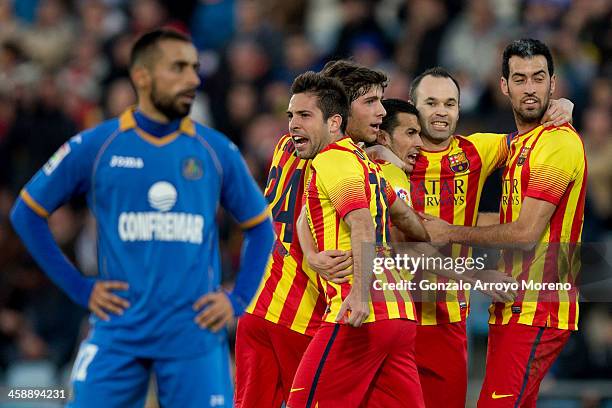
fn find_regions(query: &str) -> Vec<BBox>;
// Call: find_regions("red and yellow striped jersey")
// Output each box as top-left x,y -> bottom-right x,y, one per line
305,137 -> 416,324
246,135 -> 326,336
410,133 -> 509,325
491,124 -> 586,331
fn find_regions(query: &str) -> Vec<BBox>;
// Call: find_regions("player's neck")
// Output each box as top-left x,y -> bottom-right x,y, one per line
421,135 -> 452,152
514,115 -> 541,135
137,99 -> 172,124
332,131 -> 345,144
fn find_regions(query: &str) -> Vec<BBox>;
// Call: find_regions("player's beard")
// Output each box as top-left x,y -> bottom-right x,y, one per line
510,90 -> 550,126
150,82 -> 193,121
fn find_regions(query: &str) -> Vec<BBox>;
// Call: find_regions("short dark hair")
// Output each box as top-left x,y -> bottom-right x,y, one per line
320,60 -> 388,103
410,66 -> 461,104
502,38 -> 554,79
290,71 -> 350,133
380,99 -> 419,137
130,29 -> 192,68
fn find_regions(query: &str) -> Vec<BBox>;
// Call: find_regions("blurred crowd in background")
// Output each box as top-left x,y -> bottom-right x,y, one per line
0,0 -> 611,404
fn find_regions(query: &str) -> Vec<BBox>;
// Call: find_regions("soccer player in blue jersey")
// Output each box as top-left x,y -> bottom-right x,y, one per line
9,29 -> 274,408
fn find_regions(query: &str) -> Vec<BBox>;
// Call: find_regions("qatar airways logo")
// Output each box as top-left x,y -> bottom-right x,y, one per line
118,181 -> 204,243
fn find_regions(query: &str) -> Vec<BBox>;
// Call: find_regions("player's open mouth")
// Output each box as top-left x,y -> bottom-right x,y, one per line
522,97 -> 539,107
292,135 -> 308,149
370,123 -> 381,132
405,153 -> 419,165
431,121 -> 448,131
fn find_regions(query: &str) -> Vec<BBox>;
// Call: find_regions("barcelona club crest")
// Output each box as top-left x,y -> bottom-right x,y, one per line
182,157 -> 203,180
448,152 -> 470,173
517,147 -> 531,166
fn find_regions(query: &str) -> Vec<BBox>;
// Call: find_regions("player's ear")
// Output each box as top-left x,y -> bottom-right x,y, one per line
130,65 -> 151,92
500,76 -> 509,97
328,113 -> 342,134
376,130 -> 391,148
549,74 -> 556,96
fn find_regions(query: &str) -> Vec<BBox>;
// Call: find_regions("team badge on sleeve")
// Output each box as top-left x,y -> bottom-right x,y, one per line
396,188 -> 411,206
448,151 -> 470,173
43,142 -> 71,175
182,157 -> 203,180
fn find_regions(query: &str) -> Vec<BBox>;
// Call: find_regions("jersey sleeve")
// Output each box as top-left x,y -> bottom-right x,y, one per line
467,132 -> 510,174
381,163 -> 410,206
21,130 -> 100,217
220,141 -> 270,228
312,149 -> 369,219
384,182 -> 397,207
524,127 -> 585,205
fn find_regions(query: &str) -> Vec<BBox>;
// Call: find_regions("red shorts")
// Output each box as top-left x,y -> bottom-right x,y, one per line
235,313 -> 312,408
416,321 -> 468,408
477,323 -> 571,408
287,319 -> 424,408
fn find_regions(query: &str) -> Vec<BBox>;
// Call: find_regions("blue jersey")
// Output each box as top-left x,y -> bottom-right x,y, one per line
21,108 -> 269,358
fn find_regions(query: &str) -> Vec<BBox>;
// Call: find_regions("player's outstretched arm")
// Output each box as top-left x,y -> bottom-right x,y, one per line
422,197 -> 555,249
296,206 -> 352,284
364,145 -> 410,173
10,198 -> 130,320
389,198 -> 430,242
476,212 -> 499,227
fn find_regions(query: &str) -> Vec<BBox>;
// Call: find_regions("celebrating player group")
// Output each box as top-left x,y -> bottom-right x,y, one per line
10,26 -> 585,408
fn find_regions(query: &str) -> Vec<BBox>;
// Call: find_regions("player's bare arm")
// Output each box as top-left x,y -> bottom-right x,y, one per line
335,208 -> 374,327
388,198 -> 430,242
394,241 -> 517,303
423,197 -> 556,249
364,145 -> 410,173
476,212 -> 499,227
296,206 -> 352,284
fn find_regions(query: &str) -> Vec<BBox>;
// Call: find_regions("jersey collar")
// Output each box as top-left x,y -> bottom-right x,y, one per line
119,107 -> 195,137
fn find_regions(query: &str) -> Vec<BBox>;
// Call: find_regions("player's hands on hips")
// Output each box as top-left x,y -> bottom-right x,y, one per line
472,269 -> 518,303
308,250 -> 353,284
541,98 -> 573,127
89,281 -> 130,321
193,291 -> 234,332
335,289 -> 369,328
420,213 -> 451,243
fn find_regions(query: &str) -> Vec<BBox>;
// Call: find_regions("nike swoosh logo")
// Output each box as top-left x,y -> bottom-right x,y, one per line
290,387 -> 305,393
492,392 -> 513,399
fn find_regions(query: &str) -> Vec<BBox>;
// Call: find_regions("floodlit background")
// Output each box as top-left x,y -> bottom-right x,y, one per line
0,0 -> 610,406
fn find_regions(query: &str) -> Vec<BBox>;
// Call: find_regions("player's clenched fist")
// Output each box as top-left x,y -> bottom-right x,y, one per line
88,281 -> 130,321
335,289 -> 369,328
193,291 -> 234,332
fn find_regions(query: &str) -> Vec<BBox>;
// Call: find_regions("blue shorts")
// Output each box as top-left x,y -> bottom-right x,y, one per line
67,340 -> 233,408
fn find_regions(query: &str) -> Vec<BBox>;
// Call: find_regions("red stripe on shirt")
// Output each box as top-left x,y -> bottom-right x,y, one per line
252,246 -> 286,315
308,171 -> 326,251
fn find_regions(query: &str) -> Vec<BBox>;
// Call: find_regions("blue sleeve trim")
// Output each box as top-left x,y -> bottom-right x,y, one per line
226,217 -> 274,316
